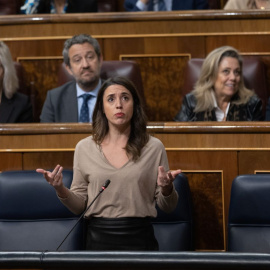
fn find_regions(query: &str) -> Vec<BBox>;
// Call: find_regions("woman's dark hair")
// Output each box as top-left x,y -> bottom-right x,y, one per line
92,76 -> 149,161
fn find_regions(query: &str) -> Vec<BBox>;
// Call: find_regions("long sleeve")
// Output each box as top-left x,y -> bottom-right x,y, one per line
174,93 -> 196,121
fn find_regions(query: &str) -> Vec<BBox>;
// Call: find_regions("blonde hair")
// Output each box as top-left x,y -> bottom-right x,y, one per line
0,41 -> 19,99
192,46 -> 254,113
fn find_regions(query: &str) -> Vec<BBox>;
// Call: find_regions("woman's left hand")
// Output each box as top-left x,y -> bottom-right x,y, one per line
157,166 -> 182,196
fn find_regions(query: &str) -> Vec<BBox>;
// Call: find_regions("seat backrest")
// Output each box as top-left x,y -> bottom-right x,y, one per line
208,0 -> 221,9
14,62 -> 28,96
182,57 -> 269,116
228,174 -> 270,252
58,60 -> 146,109
14,61 -> 38,122
0,0 -> 20,14
151,173 -> 193,251
0,170 -> 84,251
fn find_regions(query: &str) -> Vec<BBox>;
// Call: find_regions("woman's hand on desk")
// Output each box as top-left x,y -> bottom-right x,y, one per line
36,164 -> 68,198
157,166 -> 181,196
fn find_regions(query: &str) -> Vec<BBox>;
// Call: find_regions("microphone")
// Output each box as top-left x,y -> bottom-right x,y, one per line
56,179 -> 111,251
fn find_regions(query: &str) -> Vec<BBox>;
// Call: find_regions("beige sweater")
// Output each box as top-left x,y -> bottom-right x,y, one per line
224,0 -> 253,9
60,136 -> 178,218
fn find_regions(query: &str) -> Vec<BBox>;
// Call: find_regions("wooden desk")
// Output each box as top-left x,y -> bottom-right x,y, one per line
1,11 -> 270,121
1,122 -> 270,251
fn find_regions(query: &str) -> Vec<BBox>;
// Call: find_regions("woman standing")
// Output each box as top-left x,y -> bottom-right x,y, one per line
37,76 -> 181,251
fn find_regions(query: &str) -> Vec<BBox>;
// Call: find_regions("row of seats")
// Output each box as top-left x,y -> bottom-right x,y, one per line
15,55 -> 270,122
15,60 -> 146,122
0,0 -> 227,15
0,169 -> 269,252
0,171 -> 193,251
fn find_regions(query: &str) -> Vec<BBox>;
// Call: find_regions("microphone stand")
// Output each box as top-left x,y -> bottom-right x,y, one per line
56,180 -> 111,251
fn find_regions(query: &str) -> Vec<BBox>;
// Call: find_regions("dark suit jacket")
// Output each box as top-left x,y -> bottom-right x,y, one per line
0,92 -> 33,123
124,0 -> 209,11
40,80 -> 78,123
174,93 -> 264,122
36,0 -> 98,13
265,97 -> 270,121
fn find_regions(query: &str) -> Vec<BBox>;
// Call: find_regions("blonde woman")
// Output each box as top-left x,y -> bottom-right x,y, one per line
0,41 -> 32,123
174,46 -> 263,121
224,0 -> 270,10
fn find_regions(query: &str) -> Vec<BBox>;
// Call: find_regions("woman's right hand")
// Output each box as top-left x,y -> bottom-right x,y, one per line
36,164 -> 68,198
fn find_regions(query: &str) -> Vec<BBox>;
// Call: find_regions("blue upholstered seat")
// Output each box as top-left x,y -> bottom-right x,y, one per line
152,173 -> 193,251
228,174 -> 270,252
0,170 -> 84,251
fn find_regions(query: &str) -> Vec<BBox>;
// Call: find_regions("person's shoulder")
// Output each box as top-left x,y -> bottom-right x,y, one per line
76,135 -> 93,147
13,92 -> 29,101
248,94 -> 262,105
224,0 -> 248,9
147,136 -> 165,149
184,92 -> 197,104
47,80 -> 76,95
11,92 -> 30,106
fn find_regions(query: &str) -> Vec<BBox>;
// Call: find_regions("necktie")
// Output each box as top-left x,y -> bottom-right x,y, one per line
79,94 -> 92,123
158,0 -> 166,11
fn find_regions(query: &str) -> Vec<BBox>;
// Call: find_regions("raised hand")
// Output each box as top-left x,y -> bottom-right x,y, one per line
36,164 -> 68,198
157,166 -> 181,196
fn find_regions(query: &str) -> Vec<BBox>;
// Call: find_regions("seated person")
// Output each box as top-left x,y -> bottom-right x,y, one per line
174,46 -> 263,122
224,0 -> 270,10
40,34 -> 102,123
124,0 -> 209,11
0,41 -> 33,123
37,76 -> 181,251
20,0 -> 97,14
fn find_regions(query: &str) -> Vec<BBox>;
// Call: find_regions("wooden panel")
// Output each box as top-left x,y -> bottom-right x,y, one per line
121,55 -> 190,121
239,151 -> 270,175
184,171 -> 224,251
0,153 -> 22,171
0,133 -> 87,149
18,58 -> 63,122
167,150 -> 238,251
23,152 -> 74,170
206,35 -> 270,54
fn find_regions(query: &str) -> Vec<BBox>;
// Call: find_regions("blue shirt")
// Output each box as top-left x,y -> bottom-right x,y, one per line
76,79 -> 101,123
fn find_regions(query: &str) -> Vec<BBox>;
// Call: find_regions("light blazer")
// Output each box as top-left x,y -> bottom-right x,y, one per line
124,0 -> 209,11
40,80 -> 78,123
0,92 -> 33,123
224,0 -> 250,10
